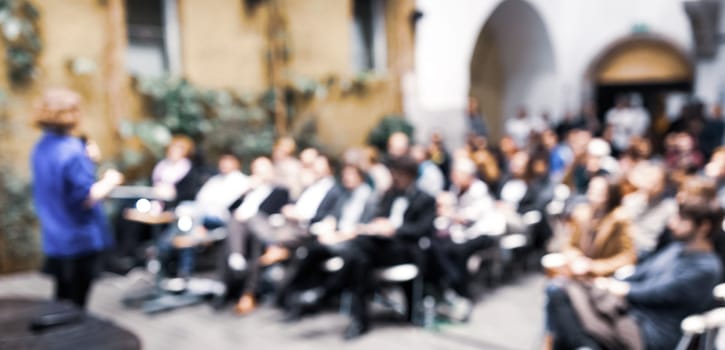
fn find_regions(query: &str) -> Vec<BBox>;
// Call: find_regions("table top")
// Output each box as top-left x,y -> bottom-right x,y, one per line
0,298 -> 140,350
123,209 -> 176,225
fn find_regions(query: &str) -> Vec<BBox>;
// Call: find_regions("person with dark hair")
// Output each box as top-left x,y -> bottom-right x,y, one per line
31,88 -> 124,308
230,153 -> 343,314
275,163 -> 378,318
560,176 -> 636,278
217,156 -> 290,313
545,202 -> 723,350
333,155 -> 436,339
410,144 -> 445,196
432,156 -> 497,318
429,132 -> 452,189
466,96 -> 488,139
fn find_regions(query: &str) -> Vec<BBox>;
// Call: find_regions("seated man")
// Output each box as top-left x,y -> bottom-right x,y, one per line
221,156 -> 289,308
546,202 -> 723,350
276,163 -> 377,315
156,152 -> 249,279
434,157 -> 497,307
231,153 -> 343,314
335,156 -> 436,339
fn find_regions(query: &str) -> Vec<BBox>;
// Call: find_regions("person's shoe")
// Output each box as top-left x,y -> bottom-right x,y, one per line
209,294 -> 228,311
259,245 -> 290,266
280,306 -> 303,323
343,319 -> 369,340
234,293 -> 256,315
105,257 -> 135,276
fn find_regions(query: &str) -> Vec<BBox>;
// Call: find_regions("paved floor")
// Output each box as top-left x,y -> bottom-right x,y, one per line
0,271 -> 546,350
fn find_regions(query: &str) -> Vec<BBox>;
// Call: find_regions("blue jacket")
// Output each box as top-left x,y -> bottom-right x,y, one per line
625,242 -> 722,350
32,132 -> 112,257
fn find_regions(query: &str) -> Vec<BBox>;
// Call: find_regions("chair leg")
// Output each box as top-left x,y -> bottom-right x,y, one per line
409,276 -> 424,326
674,333 -> 695,350
339,291 -> 353,316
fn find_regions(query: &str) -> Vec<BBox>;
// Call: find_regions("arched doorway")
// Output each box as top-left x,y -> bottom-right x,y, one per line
588,35 -> 694,131
469,0 -> 557,140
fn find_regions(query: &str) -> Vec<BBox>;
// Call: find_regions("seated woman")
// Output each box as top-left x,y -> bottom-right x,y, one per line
496,150 -> 552,235
545,202 -> 722,350
558,176 -> 636,278
110,135 -> 204,273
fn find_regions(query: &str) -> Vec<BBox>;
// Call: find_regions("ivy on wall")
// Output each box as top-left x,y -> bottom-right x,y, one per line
0,88 -> 38,273
0,0 -> 41,86
121,76 -> 296,172
0,165 -> 39,273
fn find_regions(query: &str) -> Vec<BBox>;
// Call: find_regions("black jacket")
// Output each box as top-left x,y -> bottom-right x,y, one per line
309,184 -> 345,225
375,185 -> 436,241
228,187 -> 290,216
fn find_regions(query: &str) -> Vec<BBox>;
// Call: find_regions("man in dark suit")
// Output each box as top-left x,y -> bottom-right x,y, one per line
337,156 -> 436,339
221,156 -> 289,311
230,153 -> 344,314
276,163 -> 378,316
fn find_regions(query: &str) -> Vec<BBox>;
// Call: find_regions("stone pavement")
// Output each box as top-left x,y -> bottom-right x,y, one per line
0,272 -> 546,350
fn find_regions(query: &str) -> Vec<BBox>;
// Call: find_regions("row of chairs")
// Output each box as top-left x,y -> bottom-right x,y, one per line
678,284 -> 725,350
117,191 -> 553,324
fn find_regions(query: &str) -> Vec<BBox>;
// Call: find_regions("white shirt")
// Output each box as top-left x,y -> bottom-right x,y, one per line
452,179 -> 494,222
622,193 -> 677,252
195,171 -> 249,219
235,184 -> 273,221
505,117 -> 534,148
500,179 -> 527,209
389,196 -> 410,229
338,184 -> 373,232
152,158 -> 191,185
295,176 -> 335,221
417,161 -> 445,197
606,106 -> 650,151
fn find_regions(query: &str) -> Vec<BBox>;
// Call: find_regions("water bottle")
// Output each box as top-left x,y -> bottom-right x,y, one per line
423,295 -> 437,331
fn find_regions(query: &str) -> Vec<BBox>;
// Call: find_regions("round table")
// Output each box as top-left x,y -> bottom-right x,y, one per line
0,298 -> 140,349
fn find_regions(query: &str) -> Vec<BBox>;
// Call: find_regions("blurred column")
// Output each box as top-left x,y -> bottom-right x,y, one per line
104,0 -> 127,136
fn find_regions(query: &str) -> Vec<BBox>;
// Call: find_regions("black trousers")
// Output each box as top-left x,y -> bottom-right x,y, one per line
545,282 -> 602,350
436,235 -> 495,298
276,240 -> 354,308
43,252 -> 101,309
339,235 -> 420,325
224,215 -> 309,298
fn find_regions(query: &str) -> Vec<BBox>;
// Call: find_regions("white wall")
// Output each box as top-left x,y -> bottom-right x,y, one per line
410,0 -> 695,143
484,0 -> 558,121
694,0 -> 725,107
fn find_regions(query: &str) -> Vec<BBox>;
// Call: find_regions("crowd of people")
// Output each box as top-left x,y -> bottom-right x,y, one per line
31,88 -> 725,347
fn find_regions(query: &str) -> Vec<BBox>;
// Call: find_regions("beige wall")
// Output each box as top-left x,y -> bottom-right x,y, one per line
289,0 -> 414,153
284,0 -> 351,78
299,77 -> 400,153
180,0 -> 267,91
1,0 -> 121,176
1,0 -> 415,173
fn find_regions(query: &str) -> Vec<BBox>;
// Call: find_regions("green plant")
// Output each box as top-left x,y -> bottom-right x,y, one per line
0,165 -> 39,273
366,115 -> 414,152
0,0 -> 41,87
128,76 -> 280,167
